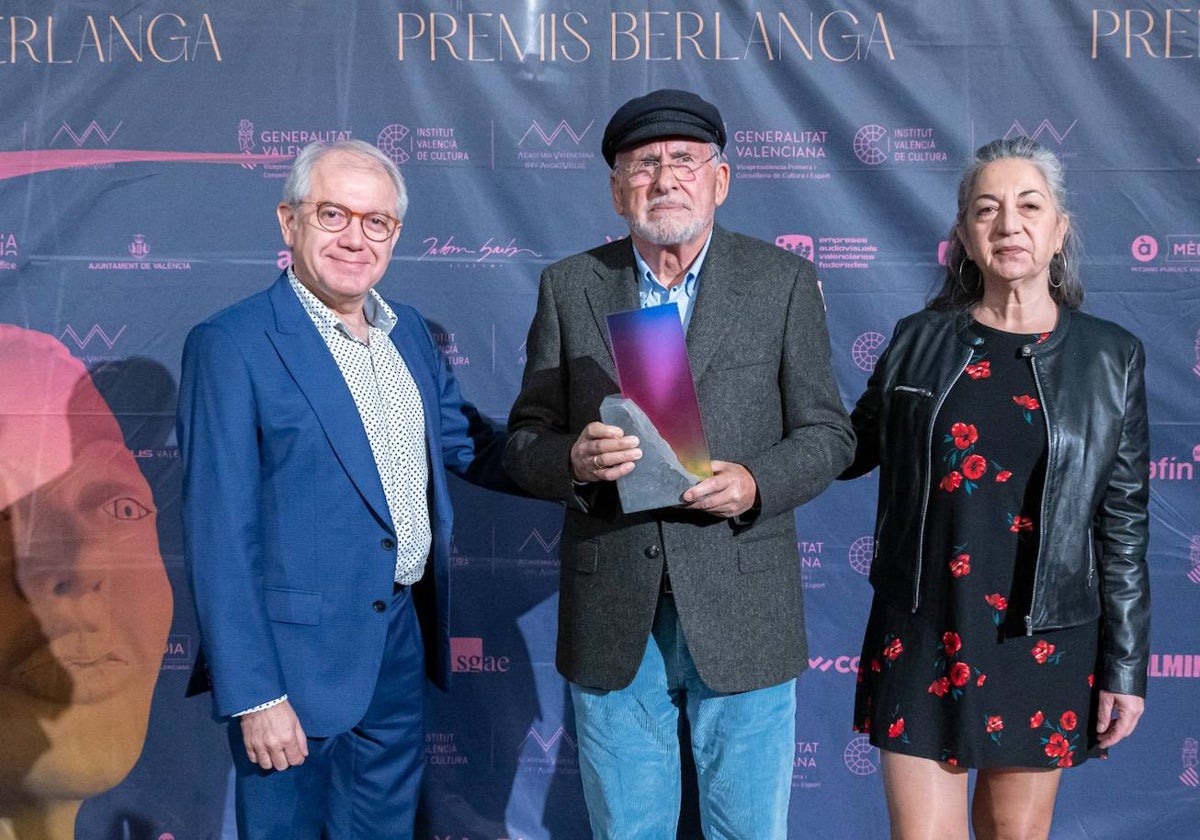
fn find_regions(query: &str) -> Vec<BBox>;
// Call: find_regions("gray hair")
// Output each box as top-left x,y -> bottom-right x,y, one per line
930,136 -> 1082,311
282,139 -> 409,221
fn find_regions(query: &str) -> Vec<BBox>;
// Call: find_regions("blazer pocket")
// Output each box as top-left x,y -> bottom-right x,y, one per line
561,540 -> 599,574
737,534 -> 792,574
264,586 -> 322,625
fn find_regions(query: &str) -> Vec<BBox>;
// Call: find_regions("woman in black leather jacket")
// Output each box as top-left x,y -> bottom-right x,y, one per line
844,137 -> 1150,840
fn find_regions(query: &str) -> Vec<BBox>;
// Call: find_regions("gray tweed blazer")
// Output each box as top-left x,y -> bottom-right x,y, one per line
504,225 -> 854,693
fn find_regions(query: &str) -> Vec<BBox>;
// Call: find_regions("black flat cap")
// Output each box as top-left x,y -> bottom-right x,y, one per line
601,89 -> 725,168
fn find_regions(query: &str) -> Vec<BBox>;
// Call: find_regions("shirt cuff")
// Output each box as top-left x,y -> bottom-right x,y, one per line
233,694 -> 288,716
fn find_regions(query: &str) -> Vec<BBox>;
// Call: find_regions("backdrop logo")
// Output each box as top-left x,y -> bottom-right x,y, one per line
51,120 -> 122,147
419,235 -> 543,266
433,331 -> 470,367
851,332 -> 887,373
798,538 -> 824,590
732,128 -> 830,181
1003,118 -> 1077,146
1189,536 -> 1200,584
378,124 -> 411,165
0,233 -> 17,270
1132,235 -> 1158,262
848,536 -> 874,575
450,637 -> 511,673
1166,234 -> 1200,262
814,235 -> 879,270
161,634 -> 191,671
519,726 -> 580,775
1148,654 -> 1200,678
853,124 -> 889,165
843,735 -> 879,776
775,234 -> 814,260
519,120 -> 593,147
792,740 -> 821,790
1149,450 -> 1197,481
88,235 -> 190,271
807,655 -> 860,674
854,124 -> 947,166
448,534 -> 469,568
1194,330 -> 1200,377
937,240 -> 950,265
425,731 -> 468,766
59,323 -> 126,350
516,119 -> 594,170
1182,738 -> 1199,787
238,119 -> 257,168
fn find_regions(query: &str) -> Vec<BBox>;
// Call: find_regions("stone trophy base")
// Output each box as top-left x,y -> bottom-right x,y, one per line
599,394 -> 703,513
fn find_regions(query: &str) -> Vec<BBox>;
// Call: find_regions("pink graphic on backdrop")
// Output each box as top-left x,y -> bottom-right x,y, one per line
606,304 -> 712,478
0,149 -> 288,181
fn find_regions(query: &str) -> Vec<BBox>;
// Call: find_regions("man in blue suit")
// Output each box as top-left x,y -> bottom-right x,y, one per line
177,139 -> 507,838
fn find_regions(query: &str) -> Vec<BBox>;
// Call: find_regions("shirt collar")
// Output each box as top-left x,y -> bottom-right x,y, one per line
287,266 -> 397,337
631,228 -> 714,295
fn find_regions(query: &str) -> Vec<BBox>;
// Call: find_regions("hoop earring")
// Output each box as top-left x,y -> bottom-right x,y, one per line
1049,252 -> 1065,289
956,259 -> 974,295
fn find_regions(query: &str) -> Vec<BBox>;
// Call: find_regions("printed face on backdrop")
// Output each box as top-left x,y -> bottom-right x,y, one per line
958,158 -> 1068,292
0,326 -> 172,810
610,138 -> 729,250
276,149 -> 401,315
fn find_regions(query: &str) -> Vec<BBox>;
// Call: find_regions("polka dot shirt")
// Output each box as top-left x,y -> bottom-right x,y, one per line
288,269 -> 431,584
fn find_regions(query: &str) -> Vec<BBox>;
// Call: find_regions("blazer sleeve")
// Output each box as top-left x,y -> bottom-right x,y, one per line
177,322 -> 287,718
741,259 -> 856,520
503,266 -> 585,505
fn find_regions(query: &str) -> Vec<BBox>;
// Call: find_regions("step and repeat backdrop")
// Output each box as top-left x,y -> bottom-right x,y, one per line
2,2 -> 1198,838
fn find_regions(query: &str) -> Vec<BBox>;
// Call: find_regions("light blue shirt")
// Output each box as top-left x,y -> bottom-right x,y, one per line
633,229 -> 714,332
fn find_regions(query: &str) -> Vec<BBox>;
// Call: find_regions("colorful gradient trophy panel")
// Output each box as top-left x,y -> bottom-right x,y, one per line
601,304 -> 712,513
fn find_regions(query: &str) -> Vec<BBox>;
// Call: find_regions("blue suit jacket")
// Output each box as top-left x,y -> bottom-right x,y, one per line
178,272 -> 505,736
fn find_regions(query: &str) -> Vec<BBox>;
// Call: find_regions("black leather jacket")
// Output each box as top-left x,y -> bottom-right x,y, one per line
843,307 -> 1151,696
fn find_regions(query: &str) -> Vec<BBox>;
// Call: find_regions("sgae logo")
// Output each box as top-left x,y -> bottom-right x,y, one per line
450,637 -> 510,673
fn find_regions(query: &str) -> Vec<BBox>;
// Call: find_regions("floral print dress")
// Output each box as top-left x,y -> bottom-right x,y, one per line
854,322 -> 1102,769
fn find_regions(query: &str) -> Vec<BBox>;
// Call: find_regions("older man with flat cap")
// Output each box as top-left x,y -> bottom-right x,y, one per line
505,89 -> 854,838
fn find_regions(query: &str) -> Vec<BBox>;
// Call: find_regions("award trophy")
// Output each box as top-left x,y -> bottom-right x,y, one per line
601,304 -> 711,513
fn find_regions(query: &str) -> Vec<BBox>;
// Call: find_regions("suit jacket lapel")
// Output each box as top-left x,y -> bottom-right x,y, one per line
584,244 -> 640,368
264,274 -> 392,528
686,227 -> 743,383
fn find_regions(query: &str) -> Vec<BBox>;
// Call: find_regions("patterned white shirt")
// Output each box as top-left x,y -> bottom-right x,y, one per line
288,268 -> 431,584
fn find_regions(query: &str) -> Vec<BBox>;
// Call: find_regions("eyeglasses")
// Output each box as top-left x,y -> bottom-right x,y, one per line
615,152 -> 719,186
298,201 -> 401,242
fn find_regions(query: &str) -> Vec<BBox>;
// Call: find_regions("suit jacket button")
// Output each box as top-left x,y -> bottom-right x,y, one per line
372,600 -> 387,613
381,537 -> 396,551
644,545 -> 660,559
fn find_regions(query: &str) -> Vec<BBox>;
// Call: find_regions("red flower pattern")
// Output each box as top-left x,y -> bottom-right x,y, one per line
928,677 -> 950,697
965,361 -> 991,379
942,631 -> 962,656
995,470 -> 1012,483
949,661 -> 971,687
949,553 -> 971,577
1031,640 -> 1056,664
950,422 -> 979,449
883,638 -> 904,660
1060,711 -> 1077,731
962,454 -> 987,481
1030,710 -> 1044,728
939,471 -> 963,492
984,593 -> 1008,611
1009,515 -> 1034,533
888,718 -> 905,739
1045,732 -> 1071,759
1013,394 -> 1041,410
976,673 -> 987,687
986,715 -> 1004,734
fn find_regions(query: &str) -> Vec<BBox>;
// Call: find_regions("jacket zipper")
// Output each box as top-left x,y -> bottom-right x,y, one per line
913,346 -> 974,613
1025,346 -> 1052,635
